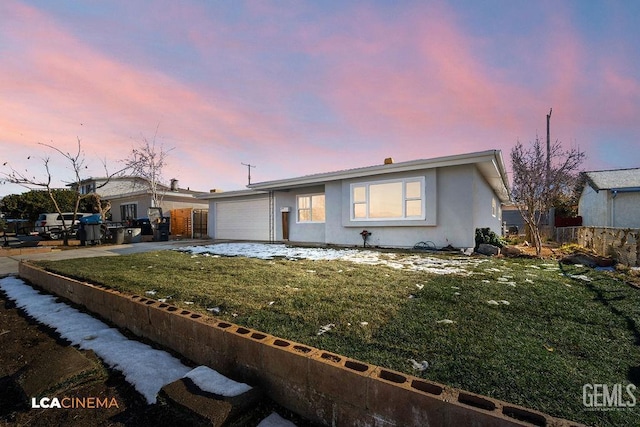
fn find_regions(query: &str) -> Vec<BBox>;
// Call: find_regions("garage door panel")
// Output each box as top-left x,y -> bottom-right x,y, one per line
215,198 -> 269,240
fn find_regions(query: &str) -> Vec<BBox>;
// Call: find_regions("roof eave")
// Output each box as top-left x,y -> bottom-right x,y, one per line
248,150 -> 509,193
196,189 -> 268,200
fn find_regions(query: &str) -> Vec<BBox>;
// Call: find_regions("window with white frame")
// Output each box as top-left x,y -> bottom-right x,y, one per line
297,194 -> 325,222
351,177 -> 424,220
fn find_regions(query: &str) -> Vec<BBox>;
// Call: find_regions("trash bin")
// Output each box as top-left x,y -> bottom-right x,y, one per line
85,224 -> 101,241
114,227 -> 125,244
155,221 -> 170,242
79,214 -> 103,245
106,227 -> 125,244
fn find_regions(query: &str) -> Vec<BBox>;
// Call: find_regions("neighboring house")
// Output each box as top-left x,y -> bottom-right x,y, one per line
198,150 -> 510,249
578,167 -> 640,229
73,176 -> 208,223
501,204 -> 550,234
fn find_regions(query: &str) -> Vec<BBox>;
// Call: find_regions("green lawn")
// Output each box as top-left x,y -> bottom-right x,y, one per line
35,249 -> 640,426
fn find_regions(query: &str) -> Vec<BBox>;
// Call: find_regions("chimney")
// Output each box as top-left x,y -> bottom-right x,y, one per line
170,178 -> 179,191
384,157 -> 394,165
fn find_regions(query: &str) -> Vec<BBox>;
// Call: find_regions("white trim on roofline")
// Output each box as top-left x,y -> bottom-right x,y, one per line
197,189 -> 269,200
248,150 -> 510,202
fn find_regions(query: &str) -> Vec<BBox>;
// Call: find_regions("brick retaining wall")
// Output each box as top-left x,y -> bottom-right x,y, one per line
18,261 -> 583,427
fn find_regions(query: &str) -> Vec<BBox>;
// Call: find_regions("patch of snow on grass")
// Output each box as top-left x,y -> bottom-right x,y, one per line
408,359 -> 429,371
317,323 -> 335,335
178,243 -> 484,275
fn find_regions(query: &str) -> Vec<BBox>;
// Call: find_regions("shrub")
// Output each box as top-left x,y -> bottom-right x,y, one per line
475,227 -> 506,250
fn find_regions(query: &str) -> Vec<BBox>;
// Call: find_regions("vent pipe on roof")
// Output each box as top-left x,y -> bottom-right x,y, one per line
170,179 -> 179,191
384,157 -> 394,165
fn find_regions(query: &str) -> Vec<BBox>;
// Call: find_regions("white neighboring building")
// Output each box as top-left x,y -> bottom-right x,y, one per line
74,176 -> 208,222
579,168 -> 640,229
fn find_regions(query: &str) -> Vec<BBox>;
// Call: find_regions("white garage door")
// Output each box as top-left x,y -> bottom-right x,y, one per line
215,198 -> 270,240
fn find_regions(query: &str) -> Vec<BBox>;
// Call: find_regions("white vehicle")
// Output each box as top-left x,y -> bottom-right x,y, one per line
34,212 -> 93,239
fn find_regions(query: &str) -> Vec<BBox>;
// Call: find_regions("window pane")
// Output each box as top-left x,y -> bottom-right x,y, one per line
311,207 -> 325,221
298,209 -> 310,222
406,181 -> 421,199
406,200 -> 422,217
353,186 -> 366,203
369,182 -> 402,218
354,203 -> 366,218
312,195 -> 325,210
311,195 -> 325,221
298,196 -> 310,209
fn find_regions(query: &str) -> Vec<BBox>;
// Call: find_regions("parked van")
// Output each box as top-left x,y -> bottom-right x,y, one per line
34,212 -> 93,239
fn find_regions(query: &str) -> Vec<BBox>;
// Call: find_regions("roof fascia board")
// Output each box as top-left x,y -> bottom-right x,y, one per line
249,150 -> 501,191
196,189 -> 269,200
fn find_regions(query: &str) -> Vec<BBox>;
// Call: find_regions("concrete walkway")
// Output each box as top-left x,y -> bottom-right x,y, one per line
0,239 -> 212,276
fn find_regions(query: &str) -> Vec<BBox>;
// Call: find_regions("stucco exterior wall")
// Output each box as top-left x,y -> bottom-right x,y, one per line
434,165 -> 475,248
610,192 -> 640,228
111,196 -> 152,222
274,185 -> 326,243
322,165 -> 476,249
579,186 -> 609,227
472,166 -> 503,235
579,187 -> 640,229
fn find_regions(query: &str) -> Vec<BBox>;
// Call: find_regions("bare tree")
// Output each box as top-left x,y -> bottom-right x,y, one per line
2,138 -> 124,244
123,126 -> 173,210
511,136 -> 585,256
0,215 -> 8,247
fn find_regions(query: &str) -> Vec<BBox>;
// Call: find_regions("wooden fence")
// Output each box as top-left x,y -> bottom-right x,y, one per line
169,208 -> 208,239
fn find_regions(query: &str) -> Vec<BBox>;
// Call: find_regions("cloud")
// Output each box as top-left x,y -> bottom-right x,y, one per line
0,1 -> 313,190
1,1 -> 639,196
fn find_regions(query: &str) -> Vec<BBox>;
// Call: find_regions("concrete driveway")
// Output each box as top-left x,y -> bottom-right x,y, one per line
0,239 -> 212,276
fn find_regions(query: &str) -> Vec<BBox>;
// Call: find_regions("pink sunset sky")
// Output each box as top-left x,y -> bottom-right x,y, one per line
1,0 -> 639,197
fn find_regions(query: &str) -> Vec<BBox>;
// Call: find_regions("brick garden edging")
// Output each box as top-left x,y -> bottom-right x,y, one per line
18,261 -> 583,427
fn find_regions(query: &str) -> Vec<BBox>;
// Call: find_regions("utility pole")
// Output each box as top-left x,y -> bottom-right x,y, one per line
546,108 -> 552,186
241,162 -> 256,186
